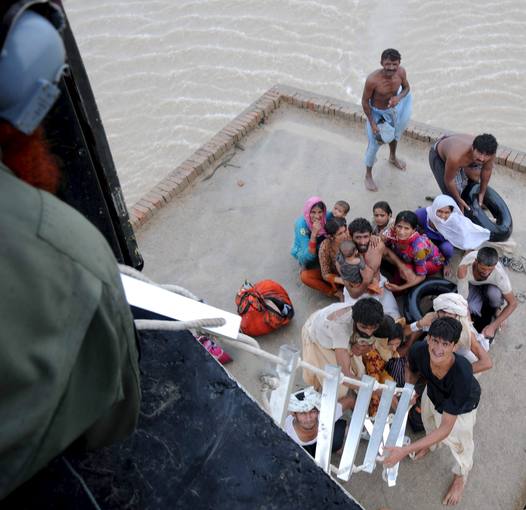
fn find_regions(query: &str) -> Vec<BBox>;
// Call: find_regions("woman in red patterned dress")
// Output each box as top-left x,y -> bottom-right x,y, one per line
384,210 -> 444,293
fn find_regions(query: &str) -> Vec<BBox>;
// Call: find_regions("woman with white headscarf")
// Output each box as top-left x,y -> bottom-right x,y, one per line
415,195 -> 491,273
416,292 -> 492,375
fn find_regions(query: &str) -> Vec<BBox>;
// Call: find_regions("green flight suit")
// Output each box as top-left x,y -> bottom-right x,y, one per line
0,162 -> 141,498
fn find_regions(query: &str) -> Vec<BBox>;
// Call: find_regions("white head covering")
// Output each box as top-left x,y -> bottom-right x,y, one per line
432,292 -> 471,351
426,195 -> 490,250
288,387 -> 321,413
432,293 -> 468,317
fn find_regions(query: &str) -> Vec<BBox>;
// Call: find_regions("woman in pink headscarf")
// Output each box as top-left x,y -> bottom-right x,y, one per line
291,196 -> 335,296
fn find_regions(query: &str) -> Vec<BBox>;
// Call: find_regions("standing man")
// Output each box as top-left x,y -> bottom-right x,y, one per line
0,2 -> 140,498
362,48 -> 412,191
384,317 -> 481,506
456,246 -> 517,339
429,133 -> 498,212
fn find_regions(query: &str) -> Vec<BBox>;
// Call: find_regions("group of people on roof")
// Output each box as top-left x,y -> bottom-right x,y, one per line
287,48 -> 518,508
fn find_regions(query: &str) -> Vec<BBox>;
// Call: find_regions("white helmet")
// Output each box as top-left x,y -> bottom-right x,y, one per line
0,1 -> 67,134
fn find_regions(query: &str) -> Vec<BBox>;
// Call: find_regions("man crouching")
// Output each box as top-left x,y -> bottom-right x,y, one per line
383,317 -> 480,506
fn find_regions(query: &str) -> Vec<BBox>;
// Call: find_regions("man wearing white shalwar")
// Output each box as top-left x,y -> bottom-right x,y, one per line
383,317 -> 481,506
301,298 -> 389,399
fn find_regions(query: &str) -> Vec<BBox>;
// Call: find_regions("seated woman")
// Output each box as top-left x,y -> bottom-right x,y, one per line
416,195 -> 490,256
415,197 -> 455,275
318,217 -> 348,299
291,196 -> 335,296
384,210 -> 444,293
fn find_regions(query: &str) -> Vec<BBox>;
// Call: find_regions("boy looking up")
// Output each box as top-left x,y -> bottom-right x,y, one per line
383,317 -> 480,506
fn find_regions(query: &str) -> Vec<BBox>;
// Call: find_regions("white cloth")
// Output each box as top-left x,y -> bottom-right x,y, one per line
301,321 -> 365,398
288,387 -> 321,413
303,303 -> 354,350
421,388 -> 477,478
343,274 -> 401,320
432,292 -> 479,358
457,250 -> 512,299
284,403 -> 343,446
426,195 -> 490,250
433,292 -> 468,317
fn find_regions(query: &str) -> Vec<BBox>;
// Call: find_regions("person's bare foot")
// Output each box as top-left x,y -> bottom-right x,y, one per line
413,446 -> 430,460
442,474 -> 465,506
389,156 -> 406,170
365,174 -> 378,191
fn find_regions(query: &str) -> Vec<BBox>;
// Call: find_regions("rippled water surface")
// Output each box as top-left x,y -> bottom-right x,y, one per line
65,0 -> 526,205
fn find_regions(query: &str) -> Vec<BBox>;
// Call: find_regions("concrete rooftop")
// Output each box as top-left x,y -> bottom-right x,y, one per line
134,96 -> 526,510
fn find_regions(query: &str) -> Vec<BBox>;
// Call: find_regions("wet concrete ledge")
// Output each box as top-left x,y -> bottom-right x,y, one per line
128,83 -> 526,231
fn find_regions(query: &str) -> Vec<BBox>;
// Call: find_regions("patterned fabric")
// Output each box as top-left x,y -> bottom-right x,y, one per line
386,357 -> 406,387
318,238 -> 339,284
363,348 -> 394,416
385,229 -> 444,276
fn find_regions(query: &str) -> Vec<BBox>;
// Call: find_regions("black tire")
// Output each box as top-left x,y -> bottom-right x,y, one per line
462,183 -> 513,242
404,278 -> 457,323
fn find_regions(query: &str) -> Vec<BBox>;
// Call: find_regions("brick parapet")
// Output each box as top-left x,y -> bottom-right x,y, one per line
130,83 -> 526,230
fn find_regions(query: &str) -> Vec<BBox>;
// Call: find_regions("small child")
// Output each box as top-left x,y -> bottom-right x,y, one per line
363,319 -> 406,415
329,200 -> 350,220
372,201 -> 394,238
384,323 -> 406,387
336,240 -> 381,295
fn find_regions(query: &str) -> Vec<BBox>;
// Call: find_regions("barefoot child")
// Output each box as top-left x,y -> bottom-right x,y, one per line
383,317 -> 481,506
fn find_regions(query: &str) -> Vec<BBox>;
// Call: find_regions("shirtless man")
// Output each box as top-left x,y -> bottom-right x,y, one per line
429,133 -> 498,213
361,48 -> 412,191
343,218 -> 416,318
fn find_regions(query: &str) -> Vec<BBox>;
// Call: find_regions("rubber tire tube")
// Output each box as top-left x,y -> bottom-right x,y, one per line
461,182 -> 513,242
404,278 -> 457,323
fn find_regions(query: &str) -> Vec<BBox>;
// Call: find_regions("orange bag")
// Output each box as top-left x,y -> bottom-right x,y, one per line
235,280 -> 294,336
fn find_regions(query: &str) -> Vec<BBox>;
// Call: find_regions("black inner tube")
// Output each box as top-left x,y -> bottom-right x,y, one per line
404,279 -> 457,323
461,183 -> 513,242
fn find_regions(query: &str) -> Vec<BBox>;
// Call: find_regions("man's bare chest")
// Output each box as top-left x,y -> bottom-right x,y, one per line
374,77 -> 402,97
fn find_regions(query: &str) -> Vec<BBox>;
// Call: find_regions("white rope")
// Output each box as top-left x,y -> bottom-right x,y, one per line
219,337 -> 287,366
119,264 -> 156,284
134,318 -> 226,331
119,264 -> 202,301
62,458 -> 102,510
160,284 -> 201,302
120,264 -> 401,394
298,359 -> 402,393
236,332 -> 261,348
260,374 -> 280,412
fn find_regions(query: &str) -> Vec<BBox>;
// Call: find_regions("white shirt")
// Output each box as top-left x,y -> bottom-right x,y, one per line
457,251 -> 512,298
304,303 -> 354,350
